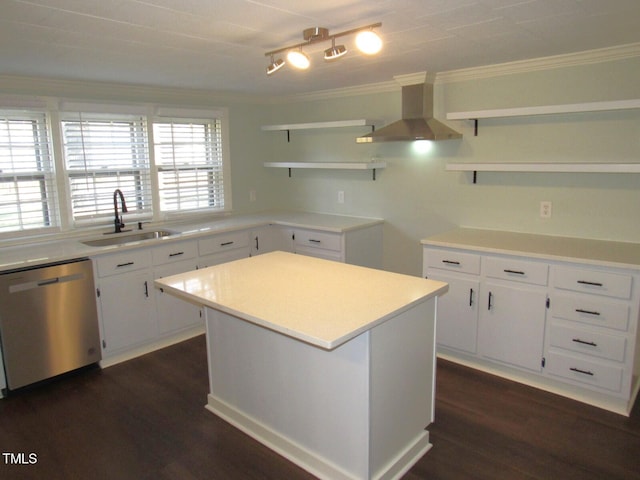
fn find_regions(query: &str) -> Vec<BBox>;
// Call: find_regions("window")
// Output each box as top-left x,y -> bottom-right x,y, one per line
61,112 -> 152,225
0,110 -> 58,234
153,118 -> 225,213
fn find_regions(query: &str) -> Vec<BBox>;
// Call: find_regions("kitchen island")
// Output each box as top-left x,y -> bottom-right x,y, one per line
156,251 -> 448,480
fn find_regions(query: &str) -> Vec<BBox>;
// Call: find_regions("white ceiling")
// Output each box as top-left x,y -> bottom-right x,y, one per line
2,0 -> 640,96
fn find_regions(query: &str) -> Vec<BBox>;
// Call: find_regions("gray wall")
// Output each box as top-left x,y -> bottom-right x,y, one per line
261,56 -> 640,275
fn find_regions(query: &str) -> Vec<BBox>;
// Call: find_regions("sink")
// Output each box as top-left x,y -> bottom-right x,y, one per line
81,230 -> 177,247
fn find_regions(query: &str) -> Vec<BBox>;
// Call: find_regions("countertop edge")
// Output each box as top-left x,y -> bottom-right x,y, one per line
0,212 -> 384,272
421,228 -> 640,271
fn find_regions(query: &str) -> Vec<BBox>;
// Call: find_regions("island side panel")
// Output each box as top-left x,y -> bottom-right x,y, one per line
204,307 -> 371,480
369,298 -> 436,479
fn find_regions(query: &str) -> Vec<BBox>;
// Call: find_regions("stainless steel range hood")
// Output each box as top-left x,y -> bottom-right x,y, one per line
357,78 -> 461,143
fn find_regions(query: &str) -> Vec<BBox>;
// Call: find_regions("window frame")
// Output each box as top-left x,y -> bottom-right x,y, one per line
0,109 -> 59,237
59,110 -> 154,227
153,115 -> 227,215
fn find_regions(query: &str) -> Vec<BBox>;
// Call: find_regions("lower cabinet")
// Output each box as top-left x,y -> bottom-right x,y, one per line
95,250 -> 157,354
155,259 -> 202,335
423,233 -> 640,416
93,218 -> 383,365
429,270 -> 479,354
478,281 -> 547,372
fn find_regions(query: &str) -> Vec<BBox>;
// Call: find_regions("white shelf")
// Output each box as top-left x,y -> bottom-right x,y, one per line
446,162 -> 640,173
261,119 -> 378,131
264,161 -> 386,180
447,99 -> 640,120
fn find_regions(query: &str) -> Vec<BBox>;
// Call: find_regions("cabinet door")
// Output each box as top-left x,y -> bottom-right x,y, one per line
98,271 -> 156,353
479,282 -> 547,372
251,225 -> 292,255
155,259 -> 201,335
427,270 -> 479,354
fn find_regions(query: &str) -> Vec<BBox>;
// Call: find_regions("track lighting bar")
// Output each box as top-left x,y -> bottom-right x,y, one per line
265,22 -> 382,75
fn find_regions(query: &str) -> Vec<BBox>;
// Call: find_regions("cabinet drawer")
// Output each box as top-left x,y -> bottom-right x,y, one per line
545,352 -> 623,392
549,324 -> 627,362
198,231 -> 249,256
425,249 -> 480,275
152,240 -> 198,266
295,246 -> 342,262
551,294 -> 630,331
294,230 -> 341,252
96,249 -> 152,277
553,266 -> 632,299
483,257 -> 548,286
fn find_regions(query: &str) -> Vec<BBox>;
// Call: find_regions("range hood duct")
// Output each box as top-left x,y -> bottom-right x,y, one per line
356,81 -> 461,143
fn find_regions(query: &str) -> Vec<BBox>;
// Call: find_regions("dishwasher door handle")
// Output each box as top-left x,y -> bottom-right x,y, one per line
9,273 -> 85,293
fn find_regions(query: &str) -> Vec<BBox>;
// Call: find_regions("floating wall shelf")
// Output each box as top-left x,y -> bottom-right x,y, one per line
261,119 -> 378,142
447,99 -> 640,136
264,161 -> 387,180
446,162 -> 640,184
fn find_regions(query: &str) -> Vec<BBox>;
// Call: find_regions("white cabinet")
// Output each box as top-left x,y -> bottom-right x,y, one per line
95,250 -> 156,354
546,265 -> 636,396
290,223 -> 383,268
479,256 -> 548,372
479,281 -> 547,372
91,215 -> 383,366
250,225 -> 292,256
293,229 -> 343,262
198,229 -> 250,268
425,249 -> 548,371
422,229 -> 640,415
424,249 -> 480,354
153,240 -> 201,335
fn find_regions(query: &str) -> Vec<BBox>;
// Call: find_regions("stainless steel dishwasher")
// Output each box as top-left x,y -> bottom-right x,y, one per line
0,258 -> 101,391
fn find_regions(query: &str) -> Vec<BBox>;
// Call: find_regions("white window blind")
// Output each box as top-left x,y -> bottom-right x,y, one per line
61,113 -> 152,225
153,119 -> 225,212
0,110 -> 58,234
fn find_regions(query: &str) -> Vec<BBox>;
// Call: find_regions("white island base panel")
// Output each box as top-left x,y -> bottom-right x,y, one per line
203,298 -> 436,480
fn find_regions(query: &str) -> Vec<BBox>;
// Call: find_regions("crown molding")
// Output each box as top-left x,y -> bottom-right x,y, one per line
0,74 -> 262,105
270,43 -> 640,102
436,42 -> 640,84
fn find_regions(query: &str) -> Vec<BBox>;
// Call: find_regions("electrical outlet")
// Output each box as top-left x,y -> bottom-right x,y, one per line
540,201 -> 552,218
249,190 -> 256,202
337,191 -> 345,204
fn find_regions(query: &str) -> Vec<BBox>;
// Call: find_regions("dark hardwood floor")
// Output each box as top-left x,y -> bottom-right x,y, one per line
1,335 -> 638,479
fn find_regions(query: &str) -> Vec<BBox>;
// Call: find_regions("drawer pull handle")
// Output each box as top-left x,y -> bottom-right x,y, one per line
442,260 -> 460,265
309,239 -> 321,243
504,269 -> 525,275
116,261 -> 134,268
572,338 -> 597,347
169,251 -> 184,257
577,280 -> 603,287
487,291 -> 493,310
570,367 -> 594,376
144,280 -> 149,298
575,308 -> 601,316
220,241 -> 234,246
469,288 -> 474,307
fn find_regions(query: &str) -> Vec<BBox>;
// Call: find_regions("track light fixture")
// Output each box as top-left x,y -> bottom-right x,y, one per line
324,38 -> 347,61
264,23 -> 382,75
266,55 -> 285,75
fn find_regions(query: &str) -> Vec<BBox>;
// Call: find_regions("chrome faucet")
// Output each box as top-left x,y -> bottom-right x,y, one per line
113,189 -> 128,233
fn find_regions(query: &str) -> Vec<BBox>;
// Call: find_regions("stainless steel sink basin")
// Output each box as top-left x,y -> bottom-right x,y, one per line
81,230 -> 177,247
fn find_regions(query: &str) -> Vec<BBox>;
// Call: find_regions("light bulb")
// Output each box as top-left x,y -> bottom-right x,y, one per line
287,50 -> 310,70
355,30 -> 382,55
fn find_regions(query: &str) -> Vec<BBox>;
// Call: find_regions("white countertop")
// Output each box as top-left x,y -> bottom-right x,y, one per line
422,227 -> 640,270
0,211 -> 383,272
155,251 -> 448,350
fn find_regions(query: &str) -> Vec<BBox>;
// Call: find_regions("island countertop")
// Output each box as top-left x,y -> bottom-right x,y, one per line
155,251 -> 448,350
